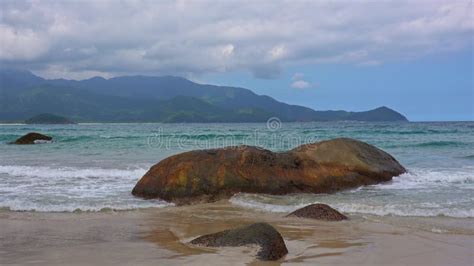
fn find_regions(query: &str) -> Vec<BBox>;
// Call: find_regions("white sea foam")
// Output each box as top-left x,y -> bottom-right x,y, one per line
330,203 -> 474,218
0,165 -> 147,179
33,139 -> 53,144
230,194 -> 474,218
430,227 -> 448,234
229,167 -> 474,218
229,196 -> 308,213
1,165 -> 473,216
374,167 -> 474,190
0,164 -> 171,212
0,199 -> 171,212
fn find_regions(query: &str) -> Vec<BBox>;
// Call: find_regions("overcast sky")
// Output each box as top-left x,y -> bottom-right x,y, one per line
1,0 -> 472,120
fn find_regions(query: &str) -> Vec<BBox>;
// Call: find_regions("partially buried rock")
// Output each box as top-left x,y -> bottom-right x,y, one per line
189,222 -> 288,261
286,204 -> 348,221
13,132 -> 52,144
132,138 -> 406,204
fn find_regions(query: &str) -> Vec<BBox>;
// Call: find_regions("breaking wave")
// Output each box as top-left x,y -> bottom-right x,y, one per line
230,167 -> 474,218
0,165 -> 172,212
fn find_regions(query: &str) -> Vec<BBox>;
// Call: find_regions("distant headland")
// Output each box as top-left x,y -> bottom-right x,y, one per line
25,113 -> 75,125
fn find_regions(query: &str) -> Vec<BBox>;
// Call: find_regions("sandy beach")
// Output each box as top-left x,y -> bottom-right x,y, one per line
1,202 -> 472,266
1,0 -> 473,264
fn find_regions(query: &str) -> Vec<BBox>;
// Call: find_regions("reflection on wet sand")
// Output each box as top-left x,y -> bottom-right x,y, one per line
143,201 -> 369,264
1,201 -> 472,265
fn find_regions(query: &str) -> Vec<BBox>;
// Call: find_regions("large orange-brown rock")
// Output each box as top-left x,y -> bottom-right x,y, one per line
132,138 -> 405,204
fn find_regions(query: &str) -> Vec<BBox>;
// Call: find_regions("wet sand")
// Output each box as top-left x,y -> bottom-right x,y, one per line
1,202 -> 473,265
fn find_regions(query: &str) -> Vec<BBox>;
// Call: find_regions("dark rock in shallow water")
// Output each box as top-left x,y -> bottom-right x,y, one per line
132,138 -> 406,204
189,222 -> 288,261
286,204 -> 348,221
13,132 -> 52,144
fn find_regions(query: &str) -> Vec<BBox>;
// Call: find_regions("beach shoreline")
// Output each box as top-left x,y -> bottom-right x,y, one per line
1,122 -> 473,265
1,202 -> 472,266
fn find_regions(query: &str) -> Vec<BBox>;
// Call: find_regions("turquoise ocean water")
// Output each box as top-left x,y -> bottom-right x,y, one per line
0,122 -> 473,217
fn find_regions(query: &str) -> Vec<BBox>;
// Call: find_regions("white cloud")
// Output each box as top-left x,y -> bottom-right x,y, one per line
220,44 -> 234,57
268,44 -> 286,61
291,80 -> 311,89
0,0 -> 472,79
291,72 -> 314,89
0,24 -> 50,60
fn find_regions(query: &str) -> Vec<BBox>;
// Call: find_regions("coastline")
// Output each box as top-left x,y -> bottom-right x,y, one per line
1,122 -> 473,265
1,202 -> 472,265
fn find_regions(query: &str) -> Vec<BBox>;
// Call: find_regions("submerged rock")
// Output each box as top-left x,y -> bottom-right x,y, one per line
189,222 -> 288,261
13,132 -> 52,144
286,204 -> 348,221
132,138 -> 406,204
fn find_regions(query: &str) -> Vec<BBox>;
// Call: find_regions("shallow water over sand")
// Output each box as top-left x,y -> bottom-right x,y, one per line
1,202 -> 472,265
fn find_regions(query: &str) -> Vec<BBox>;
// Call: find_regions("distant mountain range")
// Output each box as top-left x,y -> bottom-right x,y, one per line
0,69 -> 408,123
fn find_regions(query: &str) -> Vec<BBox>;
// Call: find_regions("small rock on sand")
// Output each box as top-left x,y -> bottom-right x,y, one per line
286,203 -> 348,221
189,222 -> 288,261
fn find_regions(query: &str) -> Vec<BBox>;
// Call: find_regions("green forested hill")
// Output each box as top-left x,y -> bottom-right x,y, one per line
0,69 -> 408,123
